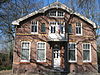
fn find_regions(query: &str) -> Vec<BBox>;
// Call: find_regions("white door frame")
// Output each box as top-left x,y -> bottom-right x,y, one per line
53,48 -> 61,68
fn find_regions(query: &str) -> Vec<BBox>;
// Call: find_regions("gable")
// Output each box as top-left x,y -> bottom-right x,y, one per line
12,1 -> 96,28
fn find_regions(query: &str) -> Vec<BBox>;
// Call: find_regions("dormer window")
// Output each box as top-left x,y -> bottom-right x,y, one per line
49,10 -> 56,17
58,11 -> 64,16
49,10 -> 64,17
31,21 -> 38,34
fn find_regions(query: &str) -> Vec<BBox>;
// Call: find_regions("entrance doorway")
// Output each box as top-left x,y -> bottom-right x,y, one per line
53,44 -> 60,68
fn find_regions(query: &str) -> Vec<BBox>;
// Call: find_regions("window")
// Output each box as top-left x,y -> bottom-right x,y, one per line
58,22 -> 65,34
31,21 -> 38,34
83,43 -> 91,62
68,24 -> 72,33
41,23 -> 46,32
21,41 -> 30,62
51,26 -> 56,33
68,43 -> 77,62
76,22 -> 82,35
49,22 -> 65,34
49,10 -> 56,17
58,11 -> 64,17
50,22 -> 56,33
37,42 -> 46,62
49,10 -> 64,17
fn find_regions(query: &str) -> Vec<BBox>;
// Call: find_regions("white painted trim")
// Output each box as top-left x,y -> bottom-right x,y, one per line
75,22 -> 83,36
12,2 -> 96,28
37,42 -> 46,62
20,41 -> 31,62
49,21 -> 65,34
68,42 -> 77,63
31,21 -> 38,34
49,10 -> 64,18
82,43 -> 91,62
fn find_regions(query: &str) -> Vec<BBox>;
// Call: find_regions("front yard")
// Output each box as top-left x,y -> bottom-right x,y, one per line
0,70 -> 100,75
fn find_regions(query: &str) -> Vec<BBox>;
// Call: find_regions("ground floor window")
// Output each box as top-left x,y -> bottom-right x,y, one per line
68,42 -> 77,62
37,42 -> 46,62
83,43 -> 91,62
21,41 -> 31,62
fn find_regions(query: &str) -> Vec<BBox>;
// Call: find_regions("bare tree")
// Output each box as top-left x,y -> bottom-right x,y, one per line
0,0 -> 44,66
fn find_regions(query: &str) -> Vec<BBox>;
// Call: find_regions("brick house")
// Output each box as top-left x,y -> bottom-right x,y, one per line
12,2 -> 98,74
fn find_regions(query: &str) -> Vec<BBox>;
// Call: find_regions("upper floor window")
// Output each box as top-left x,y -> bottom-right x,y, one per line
21,41 -> 31,62
68,42 -> 77,62
41,23 -> 46,32
68,24 -> 72,34
31,21 -> 38,34
83,43 -> 91,62
49,22 -> 65,34
49,10 -> 64,17
37,42 -> 46,62
76,22 -> 82,35
50,22 -> 56,33
58,11 -> 64,16
49,10 -> 56,17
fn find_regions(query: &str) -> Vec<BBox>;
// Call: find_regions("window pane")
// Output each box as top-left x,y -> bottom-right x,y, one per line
51,26 -> 55,33
68,24 -> 72,33
35,26 -> 37,32
37,49 -> 45,61
37,42 -> 46,62
83,50 -> 90,61
61,26 -> 63,34
50,11 -> 56,16
31,21 -> 37,32
41,23 -> 46,32
69,43 -> 76,61
76,23 -> 82,34
21,42 -> 30,61
21,49 -> 29,60
69,44 -> 75,49
83,44 -> 90,49
79,27 -> 81,34
76,27 -> 78,34
58,11 -> 64,16
69,50 -> 75,61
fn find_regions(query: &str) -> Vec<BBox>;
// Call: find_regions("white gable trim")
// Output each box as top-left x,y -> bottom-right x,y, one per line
12,2 -> 96,28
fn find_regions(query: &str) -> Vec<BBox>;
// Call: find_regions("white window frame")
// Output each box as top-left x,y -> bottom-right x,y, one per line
68,42 -> 77,62
57,10 -> 65,17
49,10 -> 65,17
82,43 -> 91,62
37,42 -> 46,62
20,41 -> 31,62
49,22 -> 56,34
49,22 -> 65,34
76,22 -> 82,36
31,21 -> 38,34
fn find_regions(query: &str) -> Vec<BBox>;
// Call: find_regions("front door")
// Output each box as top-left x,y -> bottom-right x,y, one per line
53,49 -> 60,68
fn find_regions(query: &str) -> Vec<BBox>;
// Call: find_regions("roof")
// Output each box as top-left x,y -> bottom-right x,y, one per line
12,1 -> 96,28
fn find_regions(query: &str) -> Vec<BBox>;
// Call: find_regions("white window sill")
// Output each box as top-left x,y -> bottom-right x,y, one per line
83,60 -> 91,63
31,32 -> 38,34
20,60 -> 30,62
76,34 -> 82,36
37,60 -> 46,62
